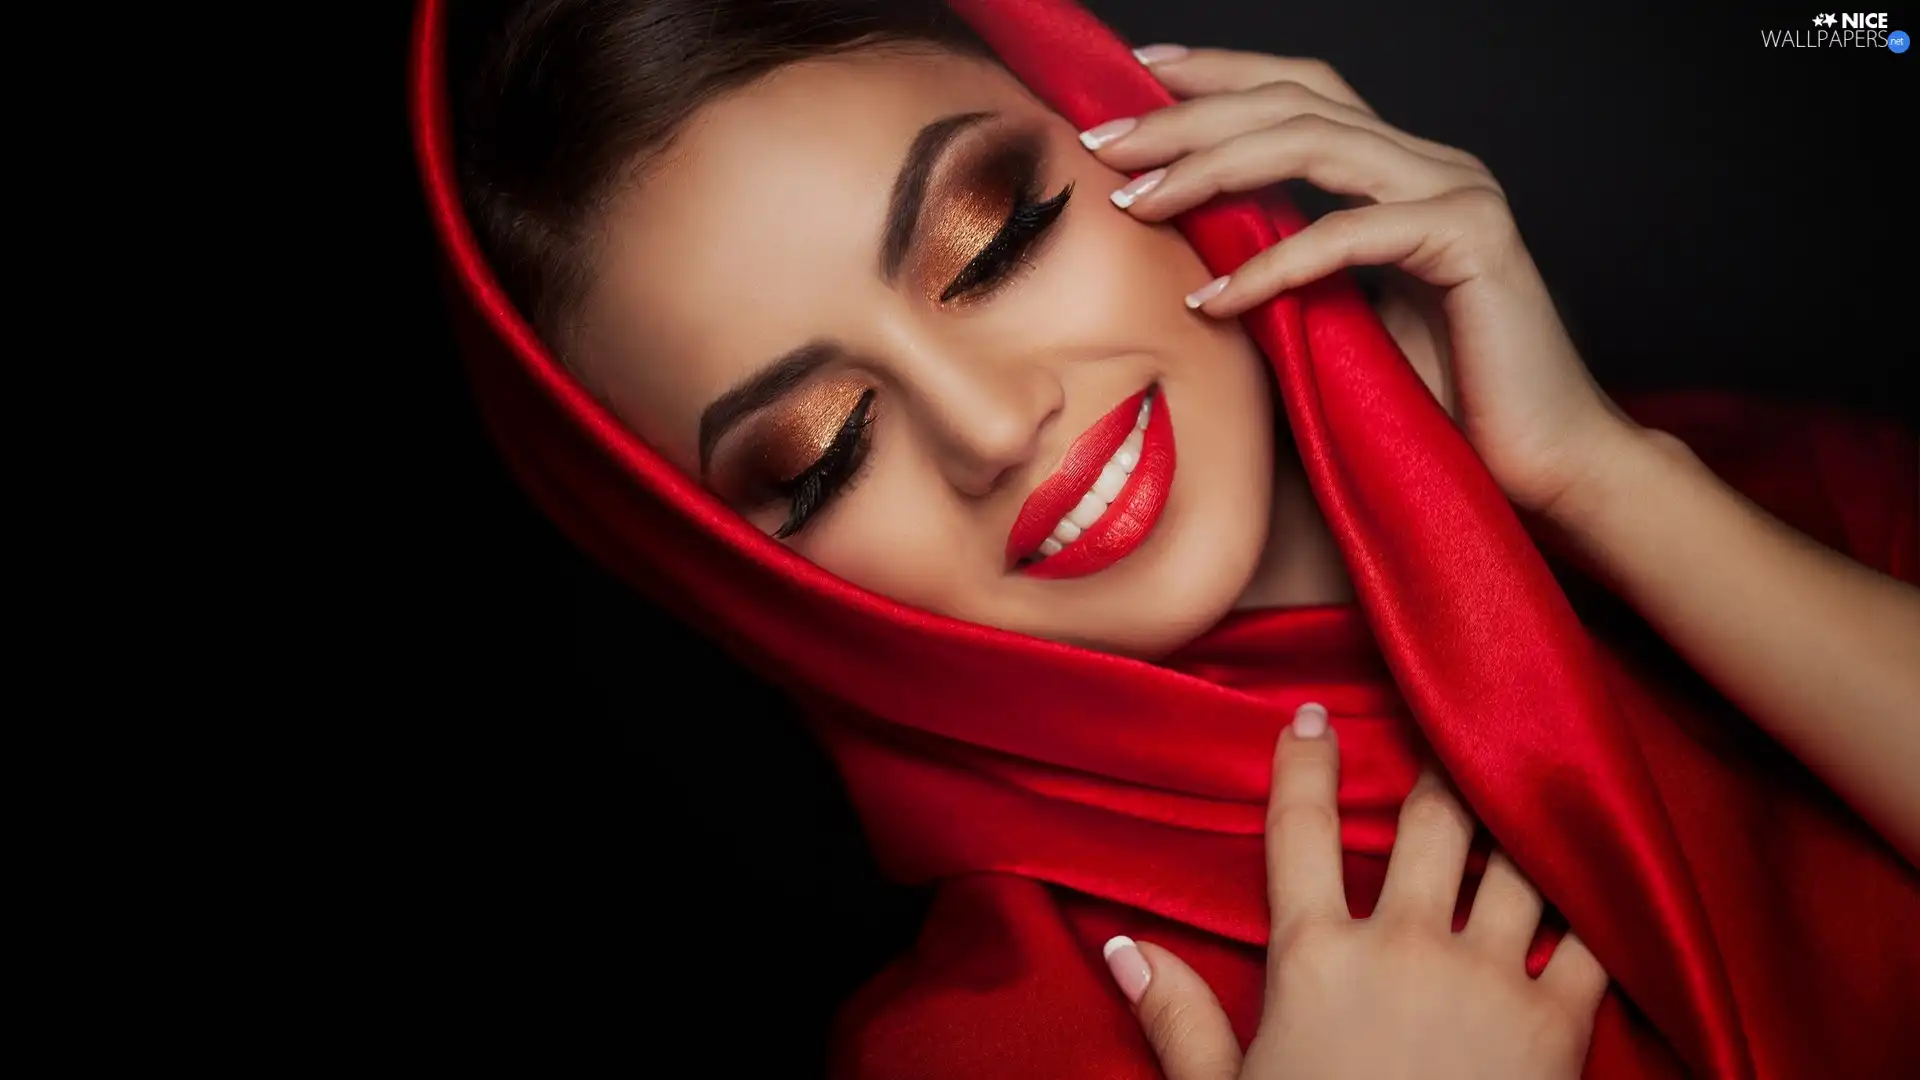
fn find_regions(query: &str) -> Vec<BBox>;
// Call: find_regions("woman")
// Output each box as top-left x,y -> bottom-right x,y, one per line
411,0 -> 1920,1076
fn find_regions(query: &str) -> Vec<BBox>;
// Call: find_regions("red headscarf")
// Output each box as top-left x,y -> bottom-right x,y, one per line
409,1 -> 1919,1075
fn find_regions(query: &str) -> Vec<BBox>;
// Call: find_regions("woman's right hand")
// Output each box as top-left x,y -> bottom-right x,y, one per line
1103,704 -> 1608,1079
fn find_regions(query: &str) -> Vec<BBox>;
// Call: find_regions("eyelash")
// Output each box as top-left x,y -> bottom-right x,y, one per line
773,389 -> 876,539
939,178 -> 1074,303
774,165 -> 1073,539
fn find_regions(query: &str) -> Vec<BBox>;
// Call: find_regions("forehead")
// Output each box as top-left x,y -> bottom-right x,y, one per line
583,50 -> 1045,450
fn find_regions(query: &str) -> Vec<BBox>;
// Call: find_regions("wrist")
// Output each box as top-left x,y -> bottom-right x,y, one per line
1538,418 -> 1698,540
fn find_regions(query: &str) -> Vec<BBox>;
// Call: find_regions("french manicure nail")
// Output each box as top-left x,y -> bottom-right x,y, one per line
1103,935 -> 1152,1003
1109,168 -> 1165,209
1184,275 -> 1230,309
1132,43 -> 1189,66
1078,117 -> 1138,151
1291,701 -> 1329,739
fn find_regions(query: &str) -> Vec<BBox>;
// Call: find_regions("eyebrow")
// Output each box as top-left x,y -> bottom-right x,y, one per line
698,340 -> 843,475
881,110 -> 996,280
698,111 -> 995,473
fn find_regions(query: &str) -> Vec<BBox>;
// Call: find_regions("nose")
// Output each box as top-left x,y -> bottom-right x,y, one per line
898,340 -> 1065,499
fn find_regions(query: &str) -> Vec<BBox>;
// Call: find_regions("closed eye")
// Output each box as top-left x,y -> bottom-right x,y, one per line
940,181 -> 1072,303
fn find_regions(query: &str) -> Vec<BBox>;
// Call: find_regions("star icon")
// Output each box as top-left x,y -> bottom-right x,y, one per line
1822,13 -> 1838,26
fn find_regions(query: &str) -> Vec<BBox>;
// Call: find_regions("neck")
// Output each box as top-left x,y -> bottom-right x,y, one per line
1236,439 -> 1355,610
1233,277 -> 1454,612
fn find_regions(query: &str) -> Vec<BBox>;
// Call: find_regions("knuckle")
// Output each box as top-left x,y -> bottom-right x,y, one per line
1167,145 -> 1216,186
1445,189 -> 1523,272
1255,79 -> 1316,111
1452,187 -> 1517,235
1299,57 -> 1342,84
1208,147 -> 1266,190
1307,59 -> 1371,108
1288,916 -> 1342,956
1140,992 -> 1203,1049
1271,800 -> 1341,843
1378,906 -> 1440,946
1268,917 -> 1339,973
1277,112 -> 1342,140
1483,885 -> 1543,928
1398,787 -> 1469,835
1166,160 -> 1225,205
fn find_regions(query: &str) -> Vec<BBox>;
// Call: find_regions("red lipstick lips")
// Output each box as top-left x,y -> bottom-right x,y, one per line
1005,386 -> 1176,580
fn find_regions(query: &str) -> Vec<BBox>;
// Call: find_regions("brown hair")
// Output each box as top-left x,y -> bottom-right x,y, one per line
454,0 -> 993,352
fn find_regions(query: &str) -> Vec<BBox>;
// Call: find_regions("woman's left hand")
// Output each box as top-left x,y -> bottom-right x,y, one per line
1110,705 -> 1608,1080
1082,46 -> 1637,517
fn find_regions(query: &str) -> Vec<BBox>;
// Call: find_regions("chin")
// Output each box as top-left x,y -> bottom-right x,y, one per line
1059,563 -> 1264,660
1136,510 -> 1271,657
1036,466 -> 1273,661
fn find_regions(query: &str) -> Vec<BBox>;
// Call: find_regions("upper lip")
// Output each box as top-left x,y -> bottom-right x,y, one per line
1003,387 -> 1152,568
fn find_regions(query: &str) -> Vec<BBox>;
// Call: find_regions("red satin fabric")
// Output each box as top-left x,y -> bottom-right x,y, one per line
408,2 -> 1920,1076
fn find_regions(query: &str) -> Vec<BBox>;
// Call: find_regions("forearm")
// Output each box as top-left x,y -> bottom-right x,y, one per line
1548,424 -> 1920,863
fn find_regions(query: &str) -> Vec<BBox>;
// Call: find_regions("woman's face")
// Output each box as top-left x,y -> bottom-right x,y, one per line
579,48 -> 1278,658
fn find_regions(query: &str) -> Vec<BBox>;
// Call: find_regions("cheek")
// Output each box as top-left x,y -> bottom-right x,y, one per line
1064,141 -> 1211,273
1016,150 -> 1219,337
1071,224 -> 1187,314
784,449 -> 994,614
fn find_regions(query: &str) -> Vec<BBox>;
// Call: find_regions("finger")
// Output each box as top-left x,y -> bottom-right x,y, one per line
1136,46 -> 1377,115
1185,191 -> 1516,318
1114,115 -> 1488,222
1539,931 -> 1611,1016
1374,768 -> 1476,926
1266,702 -> 1349,945
1461,850 -> 1546,957
1087,81 -> 1484,175
1105,936 -> 1244,1080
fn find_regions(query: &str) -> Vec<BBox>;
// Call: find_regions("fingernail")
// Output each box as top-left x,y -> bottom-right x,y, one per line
1109,168 -> 1165,209
1184,275 -> 1230,309
1291,702 -> 1329,739
1103,935 -> 1152,1003
1132,44 -> 1189,66
1078,117 -> 1138,151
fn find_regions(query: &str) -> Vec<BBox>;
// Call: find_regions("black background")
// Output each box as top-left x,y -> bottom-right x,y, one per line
380,1 -> 1914,1070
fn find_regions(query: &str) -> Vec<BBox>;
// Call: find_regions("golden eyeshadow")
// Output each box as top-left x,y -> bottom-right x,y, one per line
912,137 -> 1035,304
711,376 -> 872,502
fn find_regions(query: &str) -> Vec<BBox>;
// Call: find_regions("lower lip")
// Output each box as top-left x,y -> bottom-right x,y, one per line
1021,389 -> 1176,580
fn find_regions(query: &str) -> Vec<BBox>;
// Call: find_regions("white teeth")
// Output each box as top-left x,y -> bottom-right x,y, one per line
1066,490 -> 1107,530
1027,392 -> 1154,564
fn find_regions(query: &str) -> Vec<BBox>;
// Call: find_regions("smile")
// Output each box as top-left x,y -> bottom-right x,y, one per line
1005,384 -> 1176,579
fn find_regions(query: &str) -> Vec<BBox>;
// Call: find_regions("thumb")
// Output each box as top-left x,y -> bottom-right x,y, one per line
1103,936 -> 1243,1080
